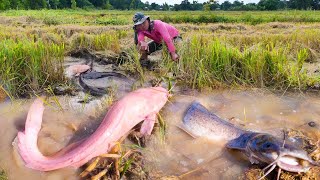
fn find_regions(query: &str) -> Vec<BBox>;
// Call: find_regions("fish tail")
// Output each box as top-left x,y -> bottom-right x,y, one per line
16,98 -> 50,171
15,98 -> 97,171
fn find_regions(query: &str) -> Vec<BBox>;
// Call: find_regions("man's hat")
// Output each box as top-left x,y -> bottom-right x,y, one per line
133,12 -> 149,26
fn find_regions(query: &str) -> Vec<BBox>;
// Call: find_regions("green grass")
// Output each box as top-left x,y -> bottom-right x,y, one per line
0,39 -> 65,97
0,168 -> 8,180
160,33 -> 315,90
70,31 -> 126,52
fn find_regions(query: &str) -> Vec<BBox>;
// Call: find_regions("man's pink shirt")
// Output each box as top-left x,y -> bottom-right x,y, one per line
137,20 -> 179,53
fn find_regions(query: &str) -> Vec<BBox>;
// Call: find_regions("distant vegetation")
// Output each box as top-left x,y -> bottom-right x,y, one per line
0,0 -> 319,11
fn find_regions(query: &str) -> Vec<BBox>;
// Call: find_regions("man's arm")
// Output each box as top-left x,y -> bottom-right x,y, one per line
157,21 -> 176,54
137,32 -> 148,51
134,32 -> 138,45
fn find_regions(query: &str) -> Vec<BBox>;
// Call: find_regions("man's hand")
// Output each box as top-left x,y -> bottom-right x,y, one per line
138,41 -> 148,51
171,52 -> 179,62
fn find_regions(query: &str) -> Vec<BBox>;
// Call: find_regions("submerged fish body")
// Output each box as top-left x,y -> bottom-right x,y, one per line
183,102 -> 244,141
16,87 -> 169,171
183,101 -> 319,173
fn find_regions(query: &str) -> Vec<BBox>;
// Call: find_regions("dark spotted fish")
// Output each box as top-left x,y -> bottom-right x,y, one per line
183,102 -> 319,179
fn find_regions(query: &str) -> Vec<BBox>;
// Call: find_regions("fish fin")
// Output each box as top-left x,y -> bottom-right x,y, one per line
249,155 -> 260,164
176,124 -> 198,138
226,132 -> 257,150
183,101 -> 208,124
140,113 -> 156,135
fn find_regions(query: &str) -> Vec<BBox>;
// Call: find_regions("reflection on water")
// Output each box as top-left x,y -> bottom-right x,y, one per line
0,89 -> 320,179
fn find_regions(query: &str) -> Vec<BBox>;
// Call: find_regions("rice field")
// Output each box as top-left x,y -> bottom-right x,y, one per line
3,10 -> 320,25
160,28 -> 320,90
1,10 -> 320,97
2,9 -> 320,180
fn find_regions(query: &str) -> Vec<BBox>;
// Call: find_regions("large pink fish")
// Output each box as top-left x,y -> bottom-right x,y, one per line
16,87 -> 169,171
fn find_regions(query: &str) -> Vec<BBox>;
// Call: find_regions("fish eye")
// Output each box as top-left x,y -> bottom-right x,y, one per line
308,121 -> 317,127
261,142 -> 276,151
265,143 -> 271,148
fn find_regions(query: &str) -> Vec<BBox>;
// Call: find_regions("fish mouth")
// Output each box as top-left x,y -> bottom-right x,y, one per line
277,155 -> 311,172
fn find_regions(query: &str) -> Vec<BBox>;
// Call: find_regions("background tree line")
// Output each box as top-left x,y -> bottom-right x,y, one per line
0,0 -> 319,11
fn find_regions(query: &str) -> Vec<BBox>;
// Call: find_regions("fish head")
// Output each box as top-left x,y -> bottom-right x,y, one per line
246,133 -> 319,172
134,86 -> 169,112
72,65 -> 90,73
65,64 -> 91,78
246,134 -> 281,163
148,86 -> 170,100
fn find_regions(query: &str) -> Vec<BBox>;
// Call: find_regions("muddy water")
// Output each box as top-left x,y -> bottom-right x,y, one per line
0,89 -> 320,180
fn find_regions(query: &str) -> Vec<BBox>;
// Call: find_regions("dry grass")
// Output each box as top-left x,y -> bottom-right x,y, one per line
0,87 -> 7,102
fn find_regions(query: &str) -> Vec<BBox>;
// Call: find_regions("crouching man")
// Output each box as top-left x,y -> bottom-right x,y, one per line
133,12 -> 181,66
